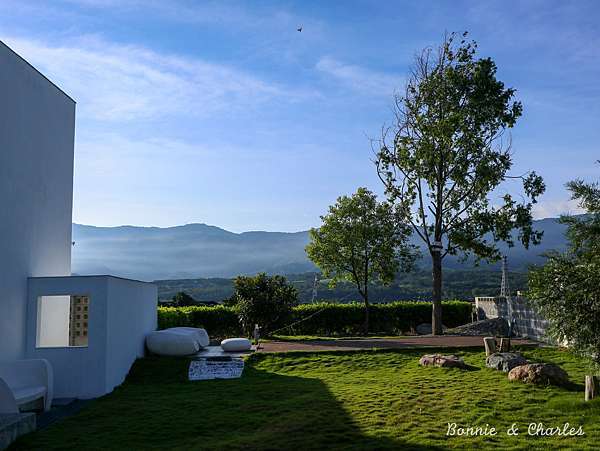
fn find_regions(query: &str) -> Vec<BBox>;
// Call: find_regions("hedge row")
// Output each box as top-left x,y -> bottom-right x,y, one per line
288,301 -> 471,336
158,305 -> 240,337
158,300 -> 472,337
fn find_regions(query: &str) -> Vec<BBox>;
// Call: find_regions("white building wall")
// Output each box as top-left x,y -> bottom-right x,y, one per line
27,276 -> 157,399
27,277 -> 108,398
105,277 -> 157,391
0,41 -> 75,360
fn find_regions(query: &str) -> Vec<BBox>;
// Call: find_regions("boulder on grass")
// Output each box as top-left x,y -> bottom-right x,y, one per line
508,363 -> 569,387
486,352 -> 527,372
419,354 -> 467,369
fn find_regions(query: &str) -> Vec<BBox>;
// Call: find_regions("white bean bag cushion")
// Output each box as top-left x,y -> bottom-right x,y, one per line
221,338 -> 252,352
168,327 -> 210,348
146,330 -> 200,356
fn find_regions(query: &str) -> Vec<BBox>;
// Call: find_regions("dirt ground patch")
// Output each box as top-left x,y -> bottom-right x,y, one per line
258,335 -> 536,352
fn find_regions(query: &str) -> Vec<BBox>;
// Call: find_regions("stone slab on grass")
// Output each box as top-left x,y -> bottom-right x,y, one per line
419,354 -> 467,369
189,358 -> 245,381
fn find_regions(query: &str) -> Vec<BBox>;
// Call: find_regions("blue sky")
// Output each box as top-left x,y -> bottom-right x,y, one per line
1,0 -> 598,232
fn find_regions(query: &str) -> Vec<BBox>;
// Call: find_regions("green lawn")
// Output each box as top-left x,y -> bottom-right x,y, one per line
13,347 -> 600,450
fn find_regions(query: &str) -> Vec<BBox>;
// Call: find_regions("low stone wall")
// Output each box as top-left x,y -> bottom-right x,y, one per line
475,296 -> 550,342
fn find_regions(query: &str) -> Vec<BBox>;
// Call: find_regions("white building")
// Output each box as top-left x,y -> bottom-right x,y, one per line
0,41 -> 157,398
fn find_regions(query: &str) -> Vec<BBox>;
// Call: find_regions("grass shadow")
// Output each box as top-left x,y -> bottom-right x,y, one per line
12,356 -> 442,450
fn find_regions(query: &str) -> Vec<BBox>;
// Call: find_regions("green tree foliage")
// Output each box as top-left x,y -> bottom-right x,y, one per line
172,291 -> 197,307
376,32 -> 545,334
230,273 -> 298,336
528,167 -> 600,368
306,187 -> 416,333
157,269 -> 529,304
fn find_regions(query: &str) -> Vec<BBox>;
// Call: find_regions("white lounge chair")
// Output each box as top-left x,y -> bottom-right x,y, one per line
146,327 -> 210,356
0,359 -> 53,413
221,338 -> 252,352
168,327 -> 210,348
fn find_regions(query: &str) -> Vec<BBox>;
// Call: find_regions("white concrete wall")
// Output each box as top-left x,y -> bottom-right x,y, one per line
27,276 -> 107,398
0,41 -> 75,361
27,276 -> 157,399
106,277 -> 157,391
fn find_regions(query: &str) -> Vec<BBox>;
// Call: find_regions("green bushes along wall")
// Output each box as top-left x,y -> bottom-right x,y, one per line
158,300 -> 472,337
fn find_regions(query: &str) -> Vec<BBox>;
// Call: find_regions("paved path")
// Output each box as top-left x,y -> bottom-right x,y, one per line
258,336 -> 537,353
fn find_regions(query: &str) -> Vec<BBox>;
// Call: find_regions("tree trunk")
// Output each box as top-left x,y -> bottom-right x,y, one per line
431,251 -> 443,335
585,375 -> 597,401
363,286 -> 369,336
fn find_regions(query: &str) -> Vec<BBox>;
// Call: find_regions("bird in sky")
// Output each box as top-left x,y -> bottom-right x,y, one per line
297,26 -> 302,32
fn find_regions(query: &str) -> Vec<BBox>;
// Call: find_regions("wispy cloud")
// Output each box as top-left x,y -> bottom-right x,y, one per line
316,56 -> 403,97
532,199 -> 585,219
63,0 -> 304,32
3,35 -> 310,121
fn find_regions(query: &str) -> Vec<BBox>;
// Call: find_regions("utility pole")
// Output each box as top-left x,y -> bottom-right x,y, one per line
310,274 -> 318,303
500,255 -> 513,336
500,255 -> 510,298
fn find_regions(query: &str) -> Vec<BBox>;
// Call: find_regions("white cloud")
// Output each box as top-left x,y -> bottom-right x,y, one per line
2,35 -> 307,121
316,56 -> 402,97
62,0 -> 304,33
532,198 -> 585,219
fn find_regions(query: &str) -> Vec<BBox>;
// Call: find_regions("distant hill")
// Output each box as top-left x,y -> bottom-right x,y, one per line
71,216 -> 572,282
72,223 -> 316,281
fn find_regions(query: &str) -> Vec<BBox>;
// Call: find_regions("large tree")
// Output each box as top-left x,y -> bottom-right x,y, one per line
306,187 -> 415,334
375,32 -> 545,334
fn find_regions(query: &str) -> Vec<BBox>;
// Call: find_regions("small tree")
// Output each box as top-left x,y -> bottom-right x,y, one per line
172,291 -> 196,306
528,168 -> 600,375
306,187 -> 416,334
375,32 -> 545,334
231,273 -> 298,336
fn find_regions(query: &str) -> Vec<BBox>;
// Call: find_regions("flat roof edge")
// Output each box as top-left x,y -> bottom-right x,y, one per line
28,275 -> 156,285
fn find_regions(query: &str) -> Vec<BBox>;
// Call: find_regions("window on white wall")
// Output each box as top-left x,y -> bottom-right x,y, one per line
37,295 -> 90,347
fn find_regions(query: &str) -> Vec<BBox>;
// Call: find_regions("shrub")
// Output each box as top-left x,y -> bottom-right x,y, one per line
157,300 -> 471,337
171,291 -> 196,306
230,273 -> 298,335
286,301 -> 470,336
158,305 -> 241,338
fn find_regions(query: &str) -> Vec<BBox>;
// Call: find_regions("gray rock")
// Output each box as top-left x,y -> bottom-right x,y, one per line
486,352 -> 527,372
508,363 -> 569,386
419,354 -> 467,369
446,317 -> 509,336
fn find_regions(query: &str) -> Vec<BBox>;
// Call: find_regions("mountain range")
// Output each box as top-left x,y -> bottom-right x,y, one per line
71,216 -> 572,282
